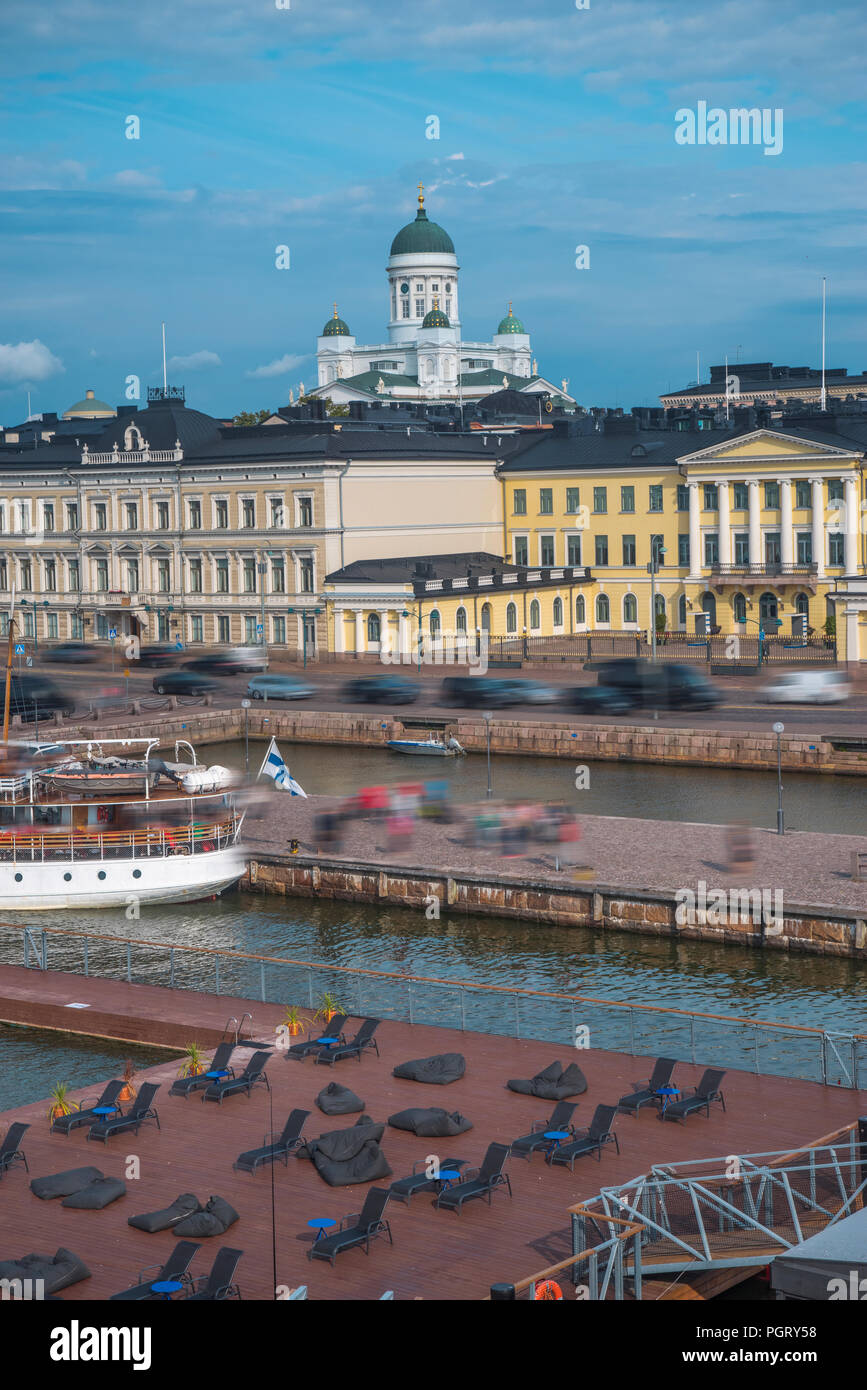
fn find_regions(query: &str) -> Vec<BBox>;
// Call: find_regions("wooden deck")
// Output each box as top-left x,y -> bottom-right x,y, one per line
0,968 -> 864,1301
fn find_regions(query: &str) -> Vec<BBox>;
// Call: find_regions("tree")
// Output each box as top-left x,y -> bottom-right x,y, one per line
232,409 -> 271,426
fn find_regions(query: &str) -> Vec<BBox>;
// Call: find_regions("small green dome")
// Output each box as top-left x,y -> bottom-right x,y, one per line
422,302 -> 450,329
62,389 -> 116,419
322,304 -> 350,337
497,304 -> 525,334
390,190 -> 455,256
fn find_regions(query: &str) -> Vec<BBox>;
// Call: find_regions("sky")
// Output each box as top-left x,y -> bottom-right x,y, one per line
1,0 -> 866,422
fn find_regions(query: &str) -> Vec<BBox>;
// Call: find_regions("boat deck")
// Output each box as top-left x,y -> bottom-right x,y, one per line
0,968 -> 863,1301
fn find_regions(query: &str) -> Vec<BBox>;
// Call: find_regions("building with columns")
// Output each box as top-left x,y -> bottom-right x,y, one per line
660,361 -> 867,412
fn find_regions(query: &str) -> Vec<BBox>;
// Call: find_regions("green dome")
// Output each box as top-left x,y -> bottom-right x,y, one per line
422,303 -> 450,329
497,305 -> 525,334
390,194 -> 455,256
322,305 -> 350,337
62,389 -> 116,419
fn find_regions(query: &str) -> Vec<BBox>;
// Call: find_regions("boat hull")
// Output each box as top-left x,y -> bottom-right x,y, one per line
386,740 -> 455,756
0,844 -> 247,910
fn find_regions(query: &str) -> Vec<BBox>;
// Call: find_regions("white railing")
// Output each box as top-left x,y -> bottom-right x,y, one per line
0,816 -> 241,864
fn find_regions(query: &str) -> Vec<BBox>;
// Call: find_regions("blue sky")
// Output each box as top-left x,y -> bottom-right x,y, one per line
1,0 -> 866,420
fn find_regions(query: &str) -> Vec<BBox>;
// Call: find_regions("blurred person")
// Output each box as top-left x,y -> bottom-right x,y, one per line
725,821 -> 755,876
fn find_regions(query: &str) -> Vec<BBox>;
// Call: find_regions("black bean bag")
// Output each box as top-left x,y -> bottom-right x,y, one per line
387,1107 -> 473,1137
316,1083 -> 364,1116
173,1194 -> 239,1238
506,1060 -> 588,1099
30,1167 -> 104,1200
392,1053 -> 466,1085
0,1247 -> 90,1294
128,1193 -> 202,1233
62,1176 -> 127,1210
298,1119 -> 392,1187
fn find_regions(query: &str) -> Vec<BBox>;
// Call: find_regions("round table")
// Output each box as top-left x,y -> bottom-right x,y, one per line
206,1070 -> 229,1080
438,1169 -> 462,1188
151,1280 -> 183,1301
307,1217 -> 336,1242
315,1038 -> 338,1046
655,1086 -> 681,1116
92,1105 -> 119,1117
544,1130 -> 571,1149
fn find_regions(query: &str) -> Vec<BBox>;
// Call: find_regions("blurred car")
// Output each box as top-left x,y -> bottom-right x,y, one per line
7,675 -> 75,720
136,644 -> 177,667
439,676 -> 546,708
341,676 -> 419,704
761,670 -> 852,704
587,659 -> 721,710
185,647 -> 268,676
246,674 -> 317,700
44,642 -> 99,665
496,679 -> 559,704
562,685 -> 634,715
152,670 -> 218,695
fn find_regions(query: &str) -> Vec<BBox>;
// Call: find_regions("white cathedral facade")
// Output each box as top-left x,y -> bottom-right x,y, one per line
310,187 -> 573,406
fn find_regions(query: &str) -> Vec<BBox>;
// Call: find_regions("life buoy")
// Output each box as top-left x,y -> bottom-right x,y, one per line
533,1280 -> 563,1301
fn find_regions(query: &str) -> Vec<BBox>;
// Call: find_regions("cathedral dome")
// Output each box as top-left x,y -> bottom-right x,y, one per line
422,301 -> 450,329
390,188 -> 455,256
497,304 -> 525,334
322,304 -> 351,337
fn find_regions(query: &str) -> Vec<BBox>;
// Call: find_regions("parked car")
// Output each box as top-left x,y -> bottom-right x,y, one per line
43,642 -> 99,665
152,670 -> 218,695
587,659 -> 721,710
562,685 -> 635,715
341,676 -> 419,704
761,670 -> 852,704
136,644 -> 177,667
246,674 -> 318,701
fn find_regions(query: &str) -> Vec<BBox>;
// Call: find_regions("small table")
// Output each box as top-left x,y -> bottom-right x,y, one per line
655,1087 -> 681,1116
92,1105 -> 120,1117
315,1038 -> 338,1047
437,1169 -> 463,1189
151,1280 -> 183,1301
205,1070 -> 229,1080
544,1130 -> 572,1150
307,1217 -> 336,1243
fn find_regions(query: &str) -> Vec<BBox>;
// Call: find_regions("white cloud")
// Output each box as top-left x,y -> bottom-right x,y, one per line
245,353 -> 308,378
167,349 -> 222,371
0,339 -> 64,384
114,169 -> 162,188
447,152 -> 465,161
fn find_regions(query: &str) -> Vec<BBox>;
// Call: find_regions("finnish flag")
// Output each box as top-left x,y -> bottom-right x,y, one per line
257,736 -> 307,797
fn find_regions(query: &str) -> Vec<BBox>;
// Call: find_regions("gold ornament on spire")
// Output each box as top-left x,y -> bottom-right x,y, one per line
332,302 -> 339,318
417,182 -> 425,208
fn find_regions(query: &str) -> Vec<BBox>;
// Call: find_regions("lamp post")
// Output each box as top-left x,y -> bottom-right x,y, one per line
258,560 -> 268,653
241,698 -> 251,775
772,721 -> 785,834
647,546 -> 666,662
483,710 -> 493,799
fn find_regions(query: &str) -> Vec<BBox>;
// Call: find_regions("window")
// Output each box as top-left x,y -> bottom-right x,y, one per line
191,616 -> 203,643
539,488 -> 553,515
0,558 -> 6,588
513,489 -> 527,515
553,596 -> 563,627
428,610 -> 440,638
243,558 -> 256,593
733,483 -> 749,510
506,602 -> 517,633
416,283 -> 423,292
765,532 -> 781,565
703,484 -> 718,511
68,558 -> 80,590
566,487 -> 580,513
241,499 -> 255,529
22,610 -> 33,638
445,299 -> 451,316
796,532 -> 813,564
622,534 -> 636,566
218,615 -> 230,642
156,501 -> 170,530
71,615 -> 84,639
95,558 -> 108,591
648,484 -> 663,512
595,535 -> 608,566
188,500 -> 202,529
764,482 -> 780,510
298,497 -> 313,528
299,557 -> 314,593
529,599 -> 541,630
829,533 -> 844,566
794,481 -> 811,509
125,503 -> 138,530
540,535 -> 554,566
272,616 -> 286,644
126,558 -> 139,592
513,536 -> 528,566
269,498 -> 284,528
621,486 -> 635,513
567,535 -> 581,566
19,559 -> 31,590
795,592 -> 810,617
188,558 -> 202,593
576,594 -> 586,625
94,503 -> 107,531
623,594 -> 637,624
415,298 -> 425,316
245,616 -> 257,644
678,594 -> 688,627
43,503 -> 54,532
401,300 -> 410,319
47,612 -> 58,640
651,534 -> 665,564
704,533 -> 719,565
654,593 -> 666,621
595,594 -> 610,623
157,558 -> 170,592
216,559 -> 229,594
43,558 -> 56,591
66,502 -> 79,530
271,558 -> 285,593
828,479 -> 844,504
734,532 -> 750,565
368,613 -> 382,642
593,487 -> 607,514
456,607 -> 467,633
481,603 -> 492,632
676,485 -> 689,512
215,500 -> 229,529
677,534 -> 690,567
733,592 -> 747,623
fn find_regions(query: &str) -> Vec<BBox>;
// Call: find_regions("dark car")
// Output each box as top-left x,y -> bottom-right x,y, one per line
439,676 -> 526,708
136,644 -> 178,668
44,642 -> 99,665
152,670 -> 218,696
563,685 -> 635,715
340,676 -> 419,704
586,659 -> 721,710
184,648 -> 267,676
7,675 -> 75,721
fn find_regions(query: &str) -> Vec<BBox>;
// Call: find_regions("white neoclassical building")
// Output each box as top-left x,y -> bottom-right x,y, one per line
310,185 -> 573,406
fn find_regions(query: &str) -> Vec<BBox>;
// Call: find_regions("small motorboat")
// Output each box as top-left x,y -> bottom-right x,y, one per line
386,737 -> 465,757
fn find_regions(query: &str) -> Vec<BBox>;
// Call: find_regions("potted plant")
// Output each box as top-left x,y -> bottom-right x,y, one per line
47,1082 -> 77,1127
313,992 -> 344,1025
118,1059 -> 137,1102
823,615 -> 836,647
177,1042 -> 206,1078
282,1005 -> 309,1038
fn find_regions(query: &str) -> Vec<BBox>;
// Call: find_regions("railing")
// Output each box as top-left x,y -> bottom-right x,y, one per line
487,1207 -> 645,1301
0,925 -> 864,1087
486,631 -> 837,666
711,563 -> 819,578
0,817 -> 241,864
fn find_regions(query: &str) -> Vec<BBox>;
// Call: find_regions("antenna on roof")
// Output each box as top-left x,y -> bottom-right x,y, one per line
724,354 -> 729,423
161,322 -> 168,393
820,277 -> 827,411
696,350 -> 700,388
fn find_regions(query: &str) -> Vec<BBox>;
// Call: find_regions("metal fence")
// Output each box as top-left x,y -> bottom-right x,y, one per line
486,632 -> 836,667
1,923 -> 864,1088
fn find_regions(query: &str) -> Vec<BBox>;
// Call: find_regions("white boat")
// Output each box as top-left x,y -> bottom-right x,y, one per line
386,736 -> 465,757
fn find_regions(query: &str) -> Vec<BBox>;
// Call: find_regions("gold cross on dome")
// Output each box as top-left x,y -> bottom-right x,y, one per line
417,182 -> 425,206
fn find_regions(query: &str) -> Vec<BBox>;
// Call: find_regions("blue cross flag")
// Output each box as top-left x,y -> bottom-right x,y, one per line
256,736 -> 307,797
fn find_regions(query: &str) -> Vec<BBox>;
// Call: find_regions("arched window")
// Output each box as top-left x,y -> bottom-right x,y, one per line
367,613 -> 381,642
576,594 -> 586,625
596,593 -> 610,623
623,594 -> 637,624
759,592 -> 777,625
455,606 -> 467,633
678,594 -> 688,627
529,599 -> 541,630
552,596 -> 563,627
429,609 -> 441,637
701,592 -> 717,627
733,592 -> 747,624
654,593 -> 666,618
506,602 -> 517,633
794,592 -> 809,617
481,603 -> 492,632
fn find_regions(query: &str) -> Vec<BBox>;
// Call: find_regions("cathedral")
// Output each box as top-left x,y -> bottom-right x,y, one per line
310,186 -> 573,406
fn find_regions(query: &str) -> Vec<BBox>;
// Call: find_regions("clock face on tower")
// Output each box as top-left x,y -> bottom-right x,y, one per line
400,283 -> 409,294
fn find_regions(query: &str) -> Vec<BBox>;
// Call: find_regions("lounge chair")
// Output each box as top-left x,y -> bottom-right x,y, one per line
185,1246 -> 243,1300
109,1241 -> 201,1301
546,1105 -> 619,1171
0,1122 -> 29,1178
617,1057 -> 678,1117
234,1109 -> 310,1174
314,1018 -> 380,1065
201,1051 -> 271,1104
50,1079 -> 125,1134
88,1084 -> 161,1143
510,1102 -> 577,1160
307,1187 -> 393,1266
286,1015 -> 349,1061
660,1069 -> 726,1123
389,1157 -> 470,1205
170,1044 -> 236,1097
433,1143 -> 512,1213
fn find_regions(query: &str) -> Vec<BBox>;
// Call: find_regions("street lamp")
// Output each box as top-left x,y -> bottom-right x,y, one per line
483,710 -> 493,799
241,698 -> 252,775
647,546 -> 667,662
772,721 -> 785,834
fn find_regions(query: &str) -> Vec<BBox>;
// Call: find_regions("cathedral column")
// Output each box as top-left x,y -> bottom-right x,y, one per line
354,609 -> 365,654
687,482 -> 701,579
398,610 -> 411,663
716,479 -> 731,567
779,478 -> 793,568
844,475 -> 859,573
334,609 -> 345,654
811,477 -> 825,577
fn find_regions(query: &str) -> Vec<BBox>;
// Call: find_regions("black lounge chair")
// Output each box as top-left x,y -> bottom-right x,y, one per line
88,1084 -> 161,1143
202,1051 -> 271,1104
433,1143 -> 512,1213
109,1241 -> 201,1301
389,1157 -> 470,1205
315,1018 -> 380,1066
286,1014 -> 349,1061
617,1057 -> 677,1116
546,1105 -> 620,1171
50,1079 -> 125,1134
170,1044 -> 236,1097
510,1102 -> 577,1161
234,1109 -> 310,1173
185,1246 -> 243,1300
307,1187 -> 393,1266
660,1069 -> 727,1123
0,1122 -> 29,1178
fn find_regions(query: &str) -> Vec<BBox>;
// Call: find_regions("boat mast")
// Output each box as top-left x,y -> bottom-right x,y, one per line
2,586 -> 17,743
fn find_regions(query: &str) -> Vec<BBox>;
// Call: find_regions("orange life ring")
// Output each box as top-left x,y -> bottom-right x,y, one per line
534,1280 -> 563,1301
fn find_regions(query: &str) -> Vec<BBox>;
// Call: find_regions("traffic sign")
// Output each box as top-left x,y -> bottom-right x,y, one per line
108,628 -> 118,639
25,656 -> 32,667
14,644 -> 24,654
256,624 -> 263,634
174,640 -> 183,650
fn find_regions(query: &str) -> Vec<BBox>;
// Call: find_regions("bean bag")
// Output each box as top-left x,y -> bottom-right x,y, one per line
506,1061 -> 588,1100
30,1167 -> 104,1200
392,1053 -> 466,1085
0,1247 -> 90,1294
62,1176 -> 127,1209
128,1193 -> 202,1233
173,1194 -> 239,1238
387,1107 -> 473,1137
316,1083 -> 364,1116
298,1120 -> 392,1187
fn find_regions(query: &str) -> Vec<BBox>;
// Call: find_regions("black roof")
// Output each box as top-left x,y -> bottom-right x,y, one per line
326,552 -> 521,584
